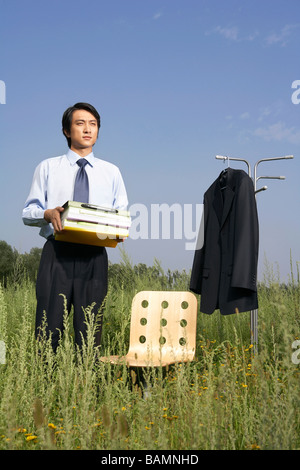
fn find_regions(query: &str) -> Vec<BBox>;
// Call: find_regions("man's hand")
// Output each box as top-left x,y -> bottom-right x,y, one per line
44,206 -> 65,233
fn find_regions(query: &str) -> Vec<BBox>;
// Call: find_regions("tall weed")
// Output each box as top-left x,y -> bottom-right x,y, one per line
0,254 -> 299,450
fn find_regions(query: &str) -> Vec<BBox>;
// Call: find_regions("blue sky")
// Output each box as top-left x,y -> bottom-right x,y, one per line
0,0 -> 299,282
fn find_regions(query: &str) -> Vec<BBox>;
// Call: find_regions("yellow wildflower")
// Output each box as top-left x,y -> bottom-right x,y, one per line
251,443 -> 260,450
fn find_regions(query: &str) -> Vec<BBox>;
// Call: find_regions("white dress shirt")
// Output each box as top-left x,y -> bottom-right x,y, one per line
22,149 -> 128,239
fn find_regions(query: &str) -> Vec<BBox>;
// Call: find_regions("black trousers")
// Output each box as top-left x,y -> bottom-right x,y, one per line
35,237 -> 108,352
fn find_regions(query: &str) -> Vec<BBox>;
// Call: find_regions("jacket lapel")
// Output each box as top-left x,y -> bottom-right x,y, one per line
221,186 -> 234,228
212,180 -> 223,226
212,169 -> 235,229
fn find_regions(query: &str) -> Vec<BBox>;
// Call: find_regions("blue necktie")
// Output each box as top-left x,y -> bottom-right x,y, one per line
73,159 -> 89,203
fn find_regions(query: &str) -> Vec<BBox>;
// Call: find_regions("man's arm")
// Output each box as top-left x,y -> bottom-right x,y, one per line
22,160 -> 64,233
22,160 -> 48,227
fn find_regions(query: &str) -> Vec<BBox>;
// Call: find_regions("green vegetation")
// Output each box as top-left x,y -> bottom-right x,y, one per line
0,243 -> 299,450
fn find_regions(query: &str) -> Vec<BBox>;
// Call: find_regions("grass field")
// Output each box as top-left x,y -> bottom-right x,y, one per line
0,253 -> 299,450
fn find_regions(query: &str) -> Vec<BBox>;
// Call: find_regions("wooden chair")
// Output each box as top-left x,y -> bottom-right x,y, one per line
100,291 -> 197,367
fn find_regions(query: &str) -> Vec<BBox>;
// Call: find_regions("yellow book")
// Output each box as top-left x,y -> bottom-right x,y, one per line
55,220 -> 128,247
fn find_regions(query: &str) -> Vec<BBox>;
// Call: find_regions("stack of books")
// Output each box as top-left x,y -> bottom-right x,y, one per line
55,201 -> 131,247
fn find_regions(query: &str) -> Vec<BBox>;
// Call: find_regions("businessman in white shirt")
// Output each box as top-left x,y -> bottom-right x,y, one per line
23,102 -> 128,352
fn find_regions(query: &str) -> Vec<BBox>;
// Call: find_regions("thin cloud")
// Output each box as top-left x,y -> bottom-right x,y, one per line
240,112 -> 250,120
213,25 -> 239,41
258,106 -> 272,122
253,121 -> 300,144
257,101 -> 283,122
208,25 -> 259,43
246,31 -> 259,42
265,24 -> 299,47
208,23 -> 299,46
153,12 -> 162,20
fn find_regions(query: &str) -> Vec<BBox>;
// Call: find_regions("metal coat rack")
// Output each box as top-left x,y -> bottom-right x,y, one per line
215,154 -> 294,353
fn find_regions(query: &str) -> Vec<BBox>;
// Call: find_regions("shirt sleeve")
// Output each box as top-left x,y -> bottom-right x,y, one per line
112,168 -> 128,211
22,161 -> 48,227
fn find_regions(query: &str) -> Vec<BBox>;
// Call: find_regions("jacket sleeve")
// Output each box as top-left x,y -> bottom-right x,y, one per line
189,197 -> 206,294
231,175 -> 259,291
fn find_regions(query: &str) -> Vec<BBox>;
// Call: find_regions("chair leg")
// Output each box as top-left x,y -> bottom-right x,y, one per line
129,366 -> 153,398
129,366 -> 171,398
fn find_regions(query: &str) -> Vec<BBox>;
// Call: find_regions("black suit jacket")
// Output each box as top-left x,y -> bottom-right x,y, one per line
190,168 -> 259,315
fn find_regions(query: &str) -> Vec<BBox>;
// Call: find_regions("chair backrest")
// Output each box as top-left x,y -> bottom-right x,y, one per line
125,291 -> 197,367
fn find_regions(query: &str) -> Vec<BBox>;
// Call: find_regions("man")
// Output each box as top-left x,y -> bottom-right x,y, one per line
22,102 -> 128,352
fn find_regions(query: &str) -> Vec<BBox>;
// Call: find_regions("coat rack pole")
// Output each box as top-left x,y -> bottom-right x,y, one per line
216,155 -> 251,177
215,155 -> 258,351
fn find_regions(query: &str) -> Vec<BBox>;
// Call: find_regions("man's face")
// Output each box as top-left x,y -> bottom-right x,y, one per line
65,109 -> 99,151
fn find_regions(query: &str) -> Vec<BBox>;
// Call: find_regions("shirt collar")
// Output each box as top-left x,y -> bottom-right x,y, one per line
66,149 -> 95,167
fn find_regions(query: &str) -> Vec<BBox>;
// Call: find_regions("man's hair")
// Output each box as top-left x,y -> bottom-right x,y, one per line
62,102 -> 101,148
